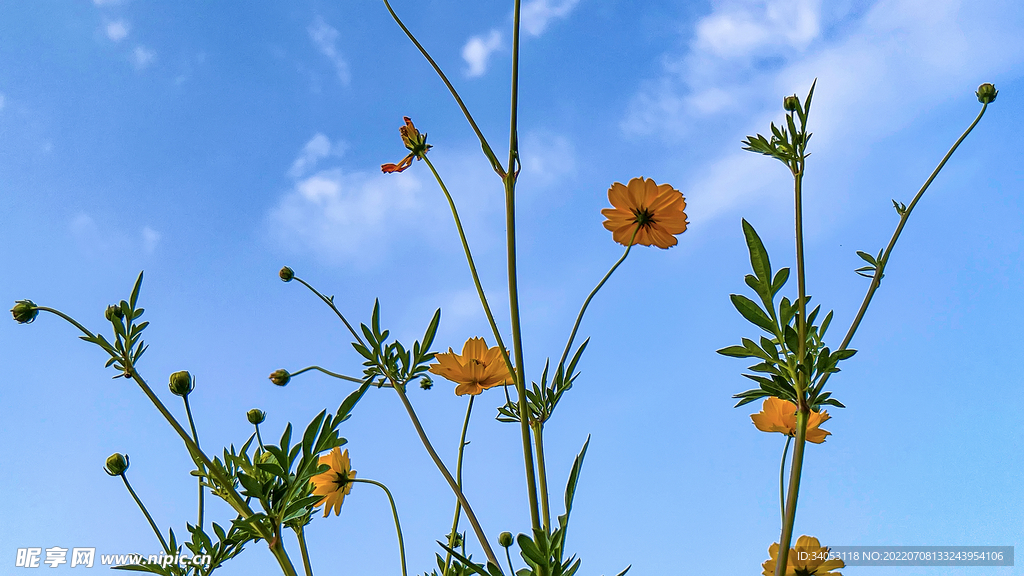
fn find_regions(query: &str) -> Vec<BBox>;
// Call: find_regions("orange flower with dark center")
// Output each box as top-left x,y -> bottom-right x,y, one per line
751,397 -> 832,444
381,116 -> 432,173
762,535 -> 844,576
311,447 -> 356,517
601,177 -> 688,248
428,337 -> 513,396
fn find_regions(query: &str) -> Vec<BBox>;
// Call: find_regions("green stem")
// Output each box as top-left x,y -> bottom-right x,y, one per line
532,422 -> 550,532
294,525 -> 314,576
776,410 -> 808,576
289,365 -> 364,384
291,277 -> 367,349
381,0 -> 505,177
392,385 -> 502,570
120,474 -> 170,554
779,435 -> 792,527
505,547 -> 516,576
255,423 -> 265,450
820,103 -> 991,391
443,396 -> 475,575
350,478 -> 408,576
182,395 -> 205,530
556,227 -> 638,373
422,156 -> 514,374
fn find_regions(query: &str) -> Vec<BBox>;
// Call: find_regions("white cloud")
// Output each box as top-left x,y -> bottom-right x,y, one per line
105,20 -> 128,42
519,130 -> 577,188
288,133 -> 348,179
308,17 -> 351,85
621,0 -> 1024,221
521,0 -> 580,36
462,30 -> 503,77
132,46 -> 155,70
141,226 -> 160,254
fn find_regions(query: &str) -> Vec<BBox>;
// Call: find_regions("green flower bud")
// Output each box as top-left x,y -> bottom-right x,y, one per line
104,452 -> 130,476
498,531 -> 513,548
269,369 -> 291,386
11,300 -> 38,324
976,83 -> 997,104
783,95 -> 800,112
169,371 -> 194,397
247,408 -> 266,425
419,376 -> 433,390
450,532 -> 464,548
105,304 -> 124,322
279,266 -> 294,282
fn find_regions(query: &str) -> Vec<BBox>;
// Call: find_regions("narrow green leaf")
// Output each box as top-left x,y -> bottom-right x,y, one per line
741,219 -> 772,283
717,345 -> 756,358
771,267 -> 790,298
129,271 -> 144,309
730,294 -> 776,333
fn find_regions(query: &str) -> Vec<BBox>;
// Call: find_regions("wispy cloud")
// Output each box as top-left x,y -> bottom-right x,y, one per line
70,214 -> 158,257
132,45 -> 155,70
141,226 -> 160,255
308,17 -> 351,85
519,130 -> 576,189
621,0 -> 1024,221
521,0 -> 580,36
462,30 -> 503,77
105,20 -> 128,42
288,133 -> 347,179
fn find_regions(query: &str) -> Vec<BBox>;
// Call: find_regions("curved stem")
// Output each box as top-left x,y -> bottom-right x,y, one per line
381,0 -> 505,177
556,227 -> 638,372
816,103 -> 990,393
422,156 -> 513,373
294,525 -> 314,576
182,395 -> 205,531
392,386 -> 502,570
349,479 -> 408,576
120,474 -> 170,554
289,365 -> 364,384
291,276 -> 366,349
505,547 -> 516,576
779,435 -> 792,527
443,396 -> 475,575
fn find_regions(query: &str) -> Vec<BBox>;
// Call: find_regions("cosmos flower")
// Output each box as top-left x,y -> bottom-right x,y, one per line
311,447 -> 356,517
428,337 -> 513,396
751,396 -> 832,444
381,116 -> 432,173
601,177 -> 688,248
762,535 -> 844,576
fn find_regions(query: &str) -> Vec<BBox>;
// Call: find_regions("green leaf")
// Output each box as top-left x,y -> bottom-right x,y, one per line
716,345 -> 754,358
741,219 -> 772,283
770,268 -> 789,298
337,382 -> 370,422
730,294 -> 776,333
518,534 -> 546,566
371,299 -> 382,339
820,398 -> 846,408
614,566 -> 632,576
129,271 -> 144,309
421,308 -> 441,352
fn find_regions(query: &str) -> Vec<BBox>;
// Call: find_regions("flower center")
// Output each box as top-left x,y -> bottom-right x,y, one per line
632,207 -> 655,227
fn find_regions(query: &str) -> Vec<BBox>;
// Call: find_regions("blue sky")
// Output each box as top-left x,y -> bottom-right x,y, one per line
2,0 -> 1023,574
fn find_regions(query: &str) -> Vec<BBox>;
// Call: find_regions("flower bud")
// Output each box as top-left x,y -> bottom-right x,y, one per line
169,371 -> 194,397
269,369 -> 291,386
498,531 -> 513,548
976,83 -> 998,104
104,452 -> 130,476
419,376 -> 433,390
247,408 -> 266,425
11,300 -> 38,324
279,266 -> 294,282
783,95 -> 800,112
104,304 -> 125,322
451,532 -> 464,548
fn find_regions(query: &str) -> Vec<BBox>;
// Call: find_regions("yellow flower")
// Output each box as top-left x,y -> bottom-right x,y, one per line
428,337 -> 513,396
381,116 -> 432,173
751,397 -> 832,444
763,535 -> 844,576
601,177 -> 688,248
311,447 -> 356,517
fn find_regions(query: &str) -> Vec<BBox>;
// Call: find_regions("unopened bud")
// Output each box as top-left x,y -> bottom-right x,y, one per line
104,452 -> 130,476
498,531 -> 513,548
419,376 -> 433,390
976,83 -> 998,104
269,369 -> 291,386
279,266 -> 294,282
11,300 -> 38,324
247,408 -> 266,425
783,95 -> 800,112
105,304 -> 124,322
169,371 -> 194,396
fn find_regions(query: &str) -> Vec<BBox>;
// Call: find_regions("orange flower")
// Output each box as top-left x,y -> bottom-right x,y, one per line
381,116 -> 432,173
762,535 -> 844,576
311,447 -> 356,517
751,397 -> 832,444
428,337 -> 513,396
601,177 -> 688,248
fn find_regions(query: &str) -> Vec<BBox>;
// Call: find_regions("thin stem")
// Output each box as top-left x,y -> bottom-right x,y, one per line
779,435 -> 792,527
182,395 -> 205,530
289,365 -> 364,384
291,276 -> 366,349
532,422 -> 550,532
349,478 -> 408,576
295,525 -> 314,576
443,396 -> 475,575
505,547 -> 516,576
381,0 -> 505,177
255,423 -> 265,450
392,385 -> 502,570
422,156 -> 514,374
776,411 -> 808,576
120,474 -> 170,554
556,227 -> 638,372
